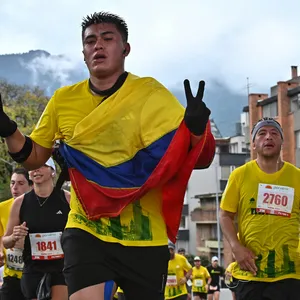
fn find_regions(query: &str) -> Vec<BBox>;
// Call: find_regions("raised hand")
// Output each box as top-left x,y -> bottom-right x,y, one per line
0,93 -> 17,137
183,79 -> 211,136
12,222 -> 29,243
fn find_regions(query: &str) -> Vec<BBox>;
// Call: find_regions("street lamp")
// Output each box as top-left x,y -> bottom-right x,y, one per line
215,164 -> 221,264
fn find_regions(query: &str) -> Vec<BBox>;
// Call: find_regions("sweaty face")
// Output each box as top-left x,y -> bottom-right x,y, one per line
212,261 -> 218,268
253,125 -> 282,158
10,174 -> 31,199
194,260 -> 201,267
82,23 -> 128,78
29,165 -> 53,185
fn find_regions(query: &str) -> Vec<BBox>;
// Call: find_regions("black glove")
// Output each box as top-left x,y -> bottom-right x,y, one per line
0,93 -> 17,138
183,80 -> 211,136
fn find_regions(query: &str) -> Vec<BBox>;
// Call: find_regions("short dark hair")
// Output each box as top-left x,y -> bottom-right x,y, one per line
12,168 -> 33,186
81,12 -> 128,42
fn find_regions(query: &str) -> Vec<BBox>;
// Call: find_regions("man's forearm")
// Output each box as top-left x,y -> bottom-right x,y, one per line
2,235 -> 16,249
5,129 -> 26,153
186,269 -> 192,279
220,210 -> 240,249
5,130 -> 52,170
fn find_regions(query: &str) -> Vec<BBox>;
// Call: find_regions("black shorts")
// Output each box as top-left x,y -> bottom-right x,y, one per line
170,295 -> 188,300
193,292 -> 207,299
207,284 -> 220,294
61,228 -> 170,299
21,271 -> 66,299
235,278 -> 300,300
0,276 -> 25,300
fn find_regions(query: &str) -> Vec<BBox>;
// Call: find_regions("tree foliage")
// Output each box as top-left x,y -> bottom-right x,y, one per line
0,80 -> 49,200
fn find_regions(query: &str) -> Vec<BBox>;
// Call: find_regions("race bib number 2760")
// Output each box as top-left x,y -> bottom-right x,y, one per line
256,184 -> 294,217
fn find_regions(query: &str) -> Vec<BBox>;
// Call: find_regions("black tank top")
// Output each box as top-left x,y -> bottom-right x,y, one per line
20,188 -> 70,273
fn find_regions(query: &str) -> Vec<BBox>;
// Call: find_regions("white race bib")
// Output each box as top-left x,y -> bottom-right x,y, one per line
6,248 -> 24,271
167,275 -> 177,286
187,279 -> 192,287
29,232 -> 63,260
256,184 -> 294,217
195,279 -> 203,287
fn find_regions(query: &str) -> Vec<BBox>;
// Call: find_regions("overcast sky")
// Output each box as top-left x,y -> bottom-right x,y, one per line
1,0 -> 300,96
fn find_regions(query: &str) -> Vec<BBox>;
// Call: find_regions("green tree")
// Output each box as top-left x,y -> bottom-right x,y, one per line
0,80 -> 49,201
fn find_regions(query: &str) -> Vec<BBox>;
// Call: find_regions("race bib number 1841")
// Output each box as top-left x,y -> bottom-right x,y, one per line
29,232 -> 64,260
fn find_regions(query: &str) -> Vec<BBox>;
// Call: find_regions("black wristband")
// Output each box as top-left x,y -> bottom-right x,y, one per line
8,136 -> 33,163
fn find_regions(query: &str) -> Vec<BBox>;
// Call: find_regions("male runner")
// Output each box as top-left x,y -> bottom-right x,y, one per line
165,242 -> 192,300
206,257 -> 224,300
220,117 -> 300,300
0,168 -> 32,300
0,11 -> 215,300
190,256 -> 211,300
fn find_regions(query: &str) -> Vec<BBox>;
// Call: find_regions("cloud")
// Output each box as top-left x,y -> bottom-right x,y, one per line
0,0 -> 300,105
20,52 -> 87,93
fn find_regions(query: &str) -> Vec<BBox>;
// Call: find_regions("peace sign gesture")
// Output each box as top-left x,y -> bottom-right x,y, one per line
183,79 -> 211,136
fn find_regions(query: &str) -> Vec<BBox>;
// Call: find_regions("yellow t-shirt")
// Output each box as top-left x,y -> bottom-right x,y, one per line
0,198 -> 23,279
225,262 -> 235,284
165,253 -> 192,299
220,160 -> 300,282
30,74 -> 184,247
191,266 -> 210,293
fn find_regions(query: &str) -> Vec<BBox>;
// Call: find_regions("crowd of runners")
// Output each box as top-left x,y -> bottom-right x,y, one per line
0,9 -> 299,300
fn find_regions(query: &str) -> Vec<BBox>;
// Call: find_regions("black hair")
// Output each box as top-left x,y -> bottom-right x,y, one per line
12,167 -> 33,186
251,117 -> 282,133
81,12 -> 128,42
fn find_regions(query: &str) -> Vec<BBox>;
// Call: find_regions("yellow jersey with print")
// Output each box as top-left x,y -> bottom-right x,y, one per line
0,199 -> 23,279
220,160 -> 300,282
225,262 -> 235,285
191,265 -> 210,293
165,253 -> 192,299
30,73 -> 185,247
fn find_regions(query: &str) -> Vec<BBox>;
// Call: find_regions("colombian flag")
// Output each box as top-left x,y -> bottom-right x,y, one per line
58,74 -> 215,242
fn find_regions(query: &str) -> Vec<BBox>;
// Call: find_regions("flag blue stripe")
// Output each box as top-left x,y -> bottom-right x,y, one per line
59,130 -> 176,188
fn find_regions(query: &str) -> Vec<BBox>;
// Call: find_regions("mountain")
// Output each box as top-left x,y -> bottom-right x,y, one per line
0,50 -> 247,136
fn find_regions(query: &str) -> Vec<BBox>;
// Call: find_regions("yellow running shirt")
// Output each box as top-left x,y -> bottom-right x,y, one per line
165,254 -> 192,299
191,265 -> 210,293
221,160 -> 300,282
30,74 -> 185,247
0,199 -> 23,279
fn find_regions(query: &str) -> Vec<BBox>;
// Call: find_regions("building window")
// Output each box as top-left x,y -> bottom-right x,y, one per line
230,143 -> 238,153
221,166 -> 231,179
263,102 -> 278,118
295,131 -> 300,149
180,216 -> 188,229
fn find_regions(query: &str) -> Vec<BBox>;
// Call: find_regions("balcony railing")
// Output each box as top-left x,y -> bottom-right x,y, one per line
191,209 -> 217,223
